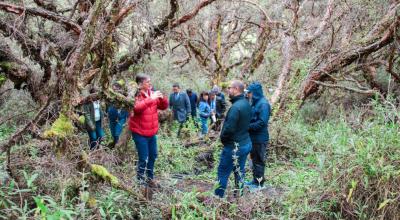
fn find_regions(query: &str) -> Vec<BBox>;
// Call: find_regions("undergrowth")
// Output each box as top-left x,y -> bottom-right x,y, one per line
0,100 -> 399,219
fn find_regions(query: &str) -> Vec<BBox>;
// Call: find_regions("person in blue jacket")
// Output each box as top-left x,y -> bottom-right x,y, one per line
198,91 -> 211,136
245,82 -> 271,188
107,82 -> 129,148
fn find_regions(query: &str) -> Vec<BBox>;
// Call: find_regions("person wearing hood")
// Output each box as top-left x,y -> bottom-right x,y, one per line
245,82 -> 271,188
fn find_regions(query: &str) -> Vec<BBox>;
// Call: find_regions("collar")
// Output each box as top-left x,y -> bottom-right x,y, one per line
230,94 -> 244,103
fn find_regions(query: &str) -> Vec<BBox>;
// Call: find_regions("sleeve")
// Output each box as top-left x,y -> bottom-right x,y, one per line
220,98 -> 226,113
220,107 -> 239,144
118,110 -> 129,125
169,94 -> 173,109
249,103 -> 270,131
185,93 -> 191,114
157,96 -> 169,110
133,97 -> 156,114
199,103 -> 210,118
83,104 -> 95,131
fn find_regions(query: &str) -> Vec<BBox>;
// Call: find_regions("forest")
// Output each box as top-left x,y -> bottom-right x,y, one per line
0,0 -> 399,219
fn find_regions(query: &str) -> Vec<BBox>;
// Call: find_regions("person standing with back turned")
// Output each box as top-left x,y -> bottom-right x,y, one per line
245,82 -> 271,189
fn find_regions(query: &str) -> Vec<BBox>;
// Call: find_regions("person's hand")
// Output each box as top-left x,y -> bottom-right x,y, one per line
150,91 -> 163,100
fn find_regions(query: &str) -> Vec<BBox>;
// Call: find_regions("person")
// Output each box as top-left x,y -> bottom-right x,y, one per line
83,88 -> 105,150
186,89 -> 199,127
245,82 -> 271,189
209,90 -> 226,131
107,82 -> 129,148
128,73 -> 169,187
198,91 -> 211,136
212,85 -> 226,101
169,83 -> 191,137
215,80 -> 252,198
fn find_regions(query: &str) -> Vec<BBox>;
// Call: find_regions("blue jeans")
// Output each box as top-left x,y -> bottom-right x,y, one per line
109,121 -> 124,143
132,133 -> 158,181
215,142 -> 252,198
87,120 -> 105,150
200,117 -> 208,134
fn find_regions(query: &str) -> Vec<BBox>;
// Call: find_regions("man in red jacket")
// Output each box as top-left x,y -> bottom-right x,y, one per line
129,73 -> 168,187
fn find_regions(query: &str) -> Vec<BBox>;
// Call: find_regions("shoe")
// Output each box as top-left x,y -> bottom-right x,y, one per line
245,180 -> 263,187
141,186 -> 153,200
245,180 -> 263,192
147,179 -> 161,189
136,178 -> 147,186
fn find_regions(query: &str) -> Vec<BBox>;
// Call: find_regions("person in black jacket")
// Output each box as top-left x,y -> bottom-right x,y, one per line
215,80 -> 252,198
245,82 -> 271,188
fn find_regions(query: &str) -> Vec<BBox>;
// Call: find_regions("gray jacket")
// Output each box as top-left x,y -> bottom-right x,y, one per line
169,92 -> 191,123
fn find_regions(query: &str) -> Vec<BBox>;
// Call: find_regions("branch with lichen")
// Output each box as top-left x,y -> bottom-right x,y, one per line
80,151 -> 147,202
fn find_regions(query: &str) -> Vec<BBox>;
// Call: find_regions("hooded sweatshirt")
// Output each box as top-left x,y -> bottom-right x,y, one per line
247,82 -> 271,143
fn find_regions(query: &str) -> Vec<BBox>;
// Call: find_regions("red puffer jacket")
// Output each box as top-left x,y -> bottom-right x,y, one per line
129,90 -> 169,137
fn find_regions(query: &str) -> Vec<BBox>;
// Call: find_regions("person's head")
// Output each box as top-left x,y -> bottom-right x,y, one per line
88,87 -> 99,102
112,81 -> 123,92
135,73 -> 151,91
200,91 -> 209,102
172,83 -> 180,93
186,89 -> 192,95
246,81 -> 264,102
245,89 -> 253,100
89,87 -> 96,94
227,80 -> 245,98
211,85 -> 220,94
209,91 -> 216,100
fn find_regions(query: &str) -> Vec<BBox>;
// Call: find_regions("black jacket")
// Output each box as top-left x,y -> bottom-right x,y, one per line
215,95 -> 226,118
247,82 -> 271,143
220,94 -> 251,146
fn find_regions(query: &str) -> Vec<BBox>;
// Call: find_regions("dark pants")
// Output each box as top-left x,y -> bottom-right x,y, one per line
177,120 -> 188,137
109,121 -> 124,143
250,142 -> 268,186
132,133 -> 158,181
191,114 -> 199,128
87,120 -> 105,150
215,142 -> 252,198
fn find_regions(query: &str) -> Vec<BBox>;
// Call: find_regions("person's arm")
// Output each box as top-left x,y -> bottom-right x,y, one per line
157,96 -> 169,110
133,97 -> 156,113
83,104 -> 95,131
220,98 -> 226,113
184,93 -> 191,114
169,94 -> 173,110
249,103 -> 271,131
199,103 -> 210,118
220,107 -> 239,143
118,110 -> 129,125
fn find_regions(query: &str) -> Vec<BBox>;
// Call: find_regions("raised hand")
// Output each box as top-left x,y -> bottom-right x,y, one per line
150,91 -> 163,100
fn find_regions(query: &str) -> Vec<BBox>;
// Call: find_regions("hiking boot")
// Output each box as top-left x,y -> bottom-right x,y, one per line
245,180 -> 263,187
147,179 -> 161,189
141,186 -> 153,200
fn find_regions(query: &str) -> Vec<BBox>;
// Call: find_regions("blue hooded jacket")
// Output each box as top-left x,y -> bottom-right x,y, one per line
247,82 -> 271,143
